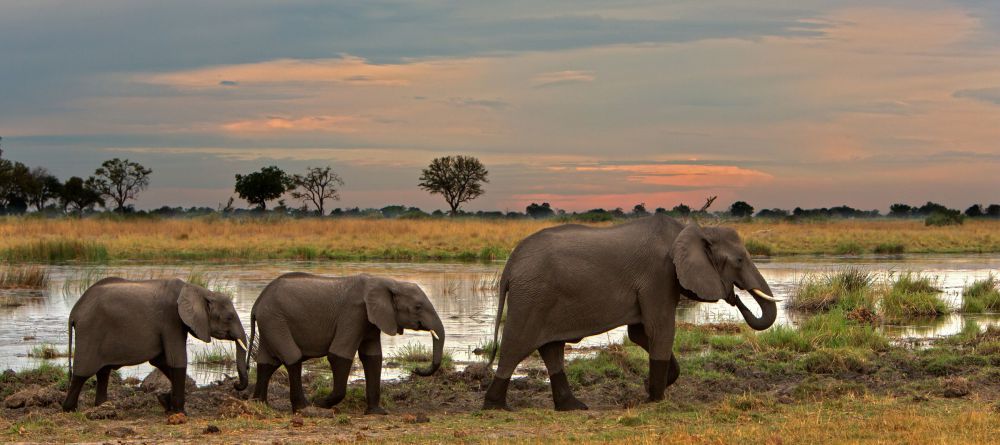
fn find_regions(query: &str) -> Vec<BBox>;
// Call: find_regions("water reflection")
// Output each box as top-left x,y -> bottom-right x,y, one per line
0,254 -> 998,384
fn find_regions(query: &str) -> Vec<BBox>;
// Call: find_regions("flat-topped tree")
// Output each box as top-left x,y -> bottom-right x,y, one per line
235,166 -> 293,211
418,155 -> 489,215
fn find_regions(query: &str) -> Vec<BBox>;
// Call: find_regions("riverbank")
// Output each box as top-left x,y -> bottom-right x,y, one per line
3,317 -> 998,443
1,217 -> 999,263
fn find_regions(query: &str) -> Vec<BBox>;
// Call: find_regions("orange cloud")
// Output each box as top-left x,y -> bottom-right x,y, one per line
221,115 -> 366,133
575,164 -> 773,187
531,70 -> 596,87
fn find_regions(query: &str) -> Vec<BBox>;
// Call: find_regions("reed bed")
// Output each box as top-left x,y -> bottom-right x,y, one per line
0,217 -> 997,263
788,269 -> 951,323
0,264 -> 48,289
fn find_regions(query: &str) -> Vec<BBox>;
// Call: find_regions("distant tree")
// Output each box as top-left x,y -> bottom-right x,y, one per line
418,155 -> 489,215
0,159 -> 30,212
631,203 -> 649,217
290,166 -> 344,216
654,207 -> 667,214
671,204 -> 691,216
525,202 -> 555,219
90,158 -> 152,212
756,208 -> 789,219
380,205 -> 409,218
60,176 -> 103,215
965,204 -> 984,218
915,202 -> 950,217
986,204 -> 1000,218
21,167 -> 62,211
888,203 -> 912,218
234,166 -> 293,211
729,201 -> 754,218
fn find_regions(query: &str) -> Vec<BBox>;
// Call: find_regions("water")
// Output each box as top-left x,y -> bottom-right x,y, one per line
1,255 -> 998,384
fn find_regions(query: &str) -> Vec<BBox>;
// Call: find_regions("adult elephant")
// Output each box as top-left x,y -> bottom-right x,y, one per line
249,273 -> 445,413
62,278 -> 249,413
483,215 -> 780,411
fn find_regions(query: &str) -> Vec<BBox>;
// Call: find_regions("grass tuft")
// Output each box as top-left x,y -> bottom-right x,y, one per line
881,273 -> 948,322
390,342 -> 454,373
744,239 -> 773,256
961,275 -> 1000,313
873,242 -> 905,255
788,268 -> 878,313
0,264 -> 48,289
191,344 -> 235,365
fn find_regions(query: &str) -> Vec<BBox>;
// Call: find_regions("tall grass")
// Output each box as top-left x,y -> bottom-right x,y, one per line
961,275 -> 1000,313
880,273 -> 949,322
0,264 -> 48,289
788,268 -> 878,313
3,239 -> 108,263
389,342 -> 454,372
191,344 -> 235,365
27,344 -> 70,359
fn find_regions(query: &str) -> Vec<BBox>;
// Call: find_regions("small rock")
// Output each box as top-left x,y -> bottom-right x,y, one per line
84,403 -> 118,420
203,424 -> 221,434
166,412 -> 187,425
105,426 -> 135,438
290,415 -> 304,427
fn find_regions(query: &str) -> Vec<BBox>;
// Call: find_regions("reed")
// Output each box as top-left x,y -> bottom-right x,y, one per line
0,264 -> 48,289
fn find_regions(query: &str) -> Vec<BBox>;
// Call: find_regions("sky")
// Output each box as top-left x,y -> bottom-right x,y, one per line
1,1 -> 999,213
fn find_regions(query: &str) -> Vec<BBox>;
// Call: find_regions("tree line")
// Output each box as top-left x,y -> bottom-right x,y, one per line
0,140 -> 995,222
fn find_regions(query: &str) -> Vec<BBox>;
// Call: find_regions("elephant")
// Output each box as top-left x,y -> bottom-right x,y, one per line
483,215 -> 781,411
61,277 -> 249,413
248,272 -> 445,414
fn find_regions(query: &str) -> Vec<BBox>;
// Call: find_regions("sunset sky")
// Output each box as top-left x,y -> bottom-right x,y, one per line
2,1 -> 999,212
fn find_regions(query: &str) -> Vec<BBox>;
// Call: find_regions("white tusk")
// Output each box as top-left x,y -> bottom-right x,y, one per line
430,330 -> 440,340
751,289 -> 783,302
236,338 -> 248,350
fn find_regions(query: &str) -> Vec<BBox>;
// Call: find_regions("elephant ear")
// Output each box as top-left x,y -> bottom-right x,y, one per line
178,284 -> 212,343
672,222 -> 727,301
364,277 -> 401,336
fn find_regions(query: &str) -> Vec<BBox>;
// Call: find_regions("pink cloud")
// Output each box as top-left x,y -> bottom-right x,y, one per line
575,164 -> 773,187
221,115 -> 367,133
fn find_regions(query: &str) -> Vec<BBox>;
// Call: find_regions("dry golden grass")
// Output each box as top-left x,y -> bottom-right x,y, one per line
0,217 -> 997,262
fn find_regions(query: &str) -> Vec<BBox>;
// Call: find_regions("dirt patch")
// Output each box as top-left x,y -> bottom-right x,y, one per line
3,385 -> 62,409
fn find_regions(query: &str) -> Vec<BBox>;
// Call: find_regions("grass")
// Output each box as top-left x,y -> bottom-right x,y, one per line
961,275 -> 1000,313
0,217 -> 999,263
881,273 -> 949,322
26,344 -> 69,360
873,242 -> 906,254
788,268 -> 878,313
0,264 -> 48,289
191,344 -> 235,365
389,342 -> 454,373
62,267 -> 228,296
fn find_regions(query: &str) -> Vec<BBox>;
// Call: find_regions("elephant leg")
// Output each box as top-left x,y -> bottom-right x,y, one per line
61,375 -> 89,412
149,355 -> 175,411
317,354 -> 353,409
167,367 -> 187,413
94,366 -> 111,407
538,341 -> 587,411
286,361 -> 309,413
358,353 -> 386,415
483,343 -> 532,411
253,363 -> 279,403
629,323 -> 679,401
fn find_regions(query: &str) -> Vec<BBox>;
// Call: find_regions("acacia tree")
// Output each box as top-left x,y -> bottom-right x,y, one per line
729,200 -> 754,218
234,166 -> 292,211
91,158 -> 152,212
418,155 -> 488,215
60,176 -> 103,215
290,166 -> 344,215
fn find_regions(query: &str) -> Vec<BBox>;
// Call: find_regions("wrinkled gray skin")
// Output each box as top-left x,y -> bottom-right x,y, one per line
249,273 -> 445,414
61,278 -> 248,413
484,215 -> 776,411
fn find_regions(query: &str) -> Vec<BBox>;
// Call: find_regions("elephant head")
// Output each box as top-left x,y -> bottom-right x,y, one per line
178,284 -> 250,390
363,277 -> 445,376
672,222 -> 780,331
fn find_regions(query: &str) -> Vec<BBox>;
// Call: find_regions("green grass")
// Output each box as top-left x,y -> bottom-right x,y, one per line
788,268 -> 878,313
3,239 -> 109,263
0,264 -> 48,289
472,338 -> 498,359
191,344 -> 235,365
873,242 -> 906,254
881,273 -> 949,322
834,241 -> 864,256
757,310 -> 889,353
743,239 -> 773,256
27,344 -> 69,360
566,341 -> 647,386
389,343 -> 454,373
961,275 -> 1000,313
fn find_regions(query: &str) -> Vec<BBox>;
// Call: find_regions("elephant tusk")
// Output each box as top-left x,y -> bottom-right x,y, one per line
236,338 -> 248,350
430,330 -> 440,340
751,289 -> 783,302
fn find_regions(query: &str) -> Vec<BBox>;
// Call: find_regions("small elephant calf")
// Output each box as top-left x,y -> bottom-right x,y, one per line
249,273 -> 445,413
61,278 -> 249,413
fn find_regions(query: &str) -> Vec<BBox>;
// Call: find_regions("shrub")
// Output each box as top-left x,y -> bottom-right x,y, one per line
881,273 -> 949,321
961,275 -> 1000,313
925,210 -> 964,226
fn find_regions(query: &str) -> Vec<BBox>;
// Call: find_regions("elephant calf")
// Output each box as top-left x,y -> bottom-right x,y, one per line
61,278 -> 249,413
249,273 -> 445,413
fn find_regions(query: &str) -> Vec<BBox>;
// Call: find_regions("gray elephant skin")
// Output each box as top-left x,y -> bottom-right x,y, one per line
249,273 -> 445,413
61,278 -> 249,413
484,215 -> 780,411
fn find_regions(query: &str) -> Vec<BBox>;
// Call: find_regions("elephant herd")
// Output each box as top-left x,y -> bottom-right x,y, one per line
60,215 -> 780,415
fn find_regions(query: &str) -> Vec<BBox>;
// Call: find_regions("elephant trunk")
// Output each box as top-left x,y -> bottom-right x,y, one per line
233,324 -> 249,390
734,267 -> 778,331
413,316 -> 445,377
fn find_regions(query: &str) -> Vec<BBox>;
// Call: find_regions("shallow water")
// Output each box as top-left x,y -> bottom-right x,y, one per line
1,255 -> 998,384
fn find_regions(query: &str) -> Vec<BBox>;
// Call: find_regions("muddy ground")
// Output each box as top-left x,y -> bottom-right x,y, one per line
2,325 -> 999,443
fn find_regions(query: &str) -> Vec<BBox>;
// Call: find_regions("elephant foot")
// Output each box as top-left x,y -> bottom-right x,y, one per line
61,401 -> 77,412
291,399 -> 310,413
483,376 -> 511,411
482,400 -> 513,411
554,397 -> 588,411
548,372 -> 588,411
365,406 -> 388,415
156,393 -> 171,411
645,394 -> 665,403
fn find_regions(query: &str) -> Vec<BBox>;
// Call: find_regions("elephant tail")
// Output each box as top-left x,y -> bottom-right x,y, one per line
66,319 -> 75,378
486,265 -> 511,369
246,312 -> 258,364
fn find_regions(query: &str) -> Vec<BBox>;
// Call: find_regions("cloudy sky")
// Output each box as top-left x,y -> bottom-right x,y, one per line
2,1 -> 999,212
